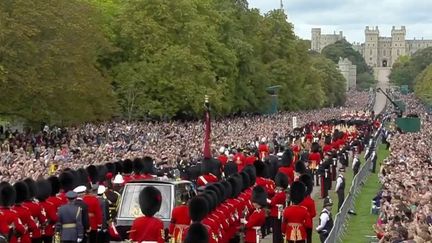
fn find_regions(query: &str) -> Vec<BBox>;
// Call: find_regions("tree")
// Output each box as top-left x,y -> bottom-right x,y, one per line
414,64 -> 432,105
0,0 -> 115,125
390,47 -> 432,88
321,39 -> 376,90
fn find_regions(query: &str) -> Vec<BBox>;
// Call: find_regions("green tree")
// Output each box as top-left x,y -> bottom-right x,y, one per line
414,64 -> 432,105
390,47 -> 432,88
0,0 -> 115,125
322,39 -> 376,90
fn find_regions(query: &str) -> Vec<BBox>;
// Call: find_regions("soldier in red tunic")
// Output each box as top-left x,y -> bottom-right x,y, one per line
278,149 -> 294,185
270,172 -> 289,243
258,138 -> 269,161
82,186 -> 103,243
139,156 -> 157,179
35,179 -> 57,243
309,142 -> 322,186
13,181 -> 37,243
45,176 -> 63,242
169,192 -> 192,243
197,158 -> 219,187
0,182 -> 26,243
242,186 -> 267,243
299,174 -> 317,243
217,147 -> 229,168
184,196 -> 209,243
121,159 -> 134,184
129,186 -> 164,243
282,181 -> 311,243
23,178 -> 47,243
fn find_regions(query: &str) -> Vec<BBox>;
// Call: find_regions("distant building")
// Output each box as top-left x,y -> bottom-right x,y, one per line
311,28 -> 344,52
338,58 -> 356,91
312,26 -> 432,67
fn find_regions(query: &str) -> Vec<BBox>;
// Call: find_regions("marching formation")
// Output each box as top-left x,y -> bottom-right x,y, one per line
0,109 -> 381,243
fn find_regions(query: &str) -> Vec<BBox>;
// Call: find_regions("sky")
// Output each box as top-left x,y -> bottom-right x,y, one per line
248,0 -> 432,43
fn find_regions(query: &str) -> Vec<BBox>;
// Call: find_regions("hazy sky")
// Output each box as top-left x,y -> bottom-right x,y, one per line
248,0 -> 432,43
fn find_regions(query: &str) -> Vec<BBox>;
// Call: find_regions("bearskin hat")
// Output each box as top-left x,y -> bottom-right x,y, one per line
221,181 -> 233,200
290,181 -> 306,205
97,165 -> 108,183
13,181 -> 29,204
189,196 -> 209,222
59,171 -> 75,192
47,176 -> 60,196
299,174 -> 313,196
139,186 -> 162,217
324,135 -> 332,145
0,182 -> 16,207
281,149 -> 293,167
224,161 -> 238,178
204,190 -> 218,211
105,162 -> 115,175
205,184 -> 222,204
311,142 -> 320,153
252,186 -> 267,207
243,166 -> 256,187
23,178 -> 37,199
240,172 -> 250,191
254,160 -> 266,178
274,172 -> 289,189
123,159 -> 133,174
86,165 -> 98,184
214,183 -> 228,201
142,156 -> 155,174
77,168 -> 90,187
227,175 -> 241,198
36,180 -> 52,202
133,158 -> 143,174
114,161 -> 123,174
184,222 -> 209,243
295,161 -> 306,175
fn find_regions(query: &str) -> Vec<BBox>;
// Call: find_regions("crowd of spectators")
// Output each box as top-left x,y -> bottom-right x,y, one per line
374,94 -> 432,243
0,91 -> 371,183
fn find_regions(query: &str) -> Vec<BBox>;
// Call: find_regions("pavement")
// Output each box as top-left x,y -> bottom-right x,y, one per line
373,67 -> 391,114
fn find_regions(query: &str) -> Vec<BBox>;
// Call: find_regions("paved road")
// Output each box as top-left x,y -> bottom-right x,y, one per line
374,67 -> 391,114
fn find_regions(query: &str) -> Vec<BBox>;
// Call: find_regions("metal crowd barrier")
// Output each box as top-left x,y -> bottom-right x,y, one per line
324,127 -> 382,243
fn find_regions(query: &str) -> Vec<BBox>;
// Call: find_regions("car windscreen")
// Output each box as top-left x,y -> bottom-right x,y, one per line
118,184 -> 172,220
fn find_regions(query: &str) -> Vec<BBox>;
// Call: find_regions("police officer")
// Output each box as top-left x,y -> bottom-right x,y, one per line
316,197 -> 333,243
352,153 -> 361,176
55,191 -> 84,243
335,168 -> 346,211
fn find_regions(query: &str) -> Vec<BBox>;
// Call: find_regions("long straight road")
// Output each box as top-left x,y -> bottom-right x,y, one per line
374,67 -> 391,114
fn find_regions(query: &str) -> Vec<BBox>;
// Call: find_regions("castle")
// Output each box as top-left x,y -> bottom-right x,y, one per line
311,26 -> 432,67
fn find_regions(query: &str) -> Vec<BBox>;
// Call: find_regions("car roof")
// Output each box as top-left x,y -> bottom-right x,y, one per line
125,179 -> 192,185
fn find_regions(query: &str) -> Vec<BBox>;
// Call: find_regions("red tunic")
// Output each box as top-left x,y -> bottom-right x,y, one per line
82,194 -> 103,230
308,152 -> 322,170
0,207 -> 26,243
270,191 -> 286,218
299,195 -> 317,230
13,204 -> 37,243
169,205 -> 191,242
23,201 -> 47,239
197,173 -> 218,187
244,209 -> 266,243
234,153 -> 245,172
217,154 -> 228,167
323,144 -> 333,154
129,216 -> 164,243
45,195 -> 63,236
278,166 -> 294,185
258,144 -> 269,160
282,205 -> 311,241
245,156 -> 257,167
39,200 -> 58,237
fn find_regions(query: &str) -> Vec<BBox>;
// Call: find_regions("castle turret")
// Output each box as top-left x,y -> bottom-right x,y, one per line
311,28 -> 321,52
364,26 -> 379,67
391,26 -> 406,66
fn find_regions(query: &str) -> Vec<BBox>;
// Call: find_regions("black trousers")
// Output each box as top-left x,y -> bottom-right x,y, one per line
97,231 -> 109,243
306,228 -> 312,243
319,232 -> 328,243
88,230 -> 97,243
261,216 -> 271,237
337,190 -> 345,210
41,236 -> 53,243
31,238 -> 42,243
62,241 -> 77,243
271,217 -> 283,243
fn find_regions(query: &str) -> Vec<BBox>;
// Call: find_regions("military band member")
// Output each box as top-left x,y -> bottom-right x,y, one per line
169,192 -> 192,243
0,182 -> 26,243
129,186 -> 164,243
316,198 -> 334,243
242,186 -> 267,243
282,181 -> 311,243
269,173 -> 289,243
55,191 -> 84,243
299,174 -> 317,243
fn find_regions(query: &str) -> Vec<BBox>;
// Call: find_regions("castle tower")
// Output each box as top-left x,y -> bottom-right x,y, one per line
391,26 -> 406,66
364,26 -> 379,67
311,28 -> 321,52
